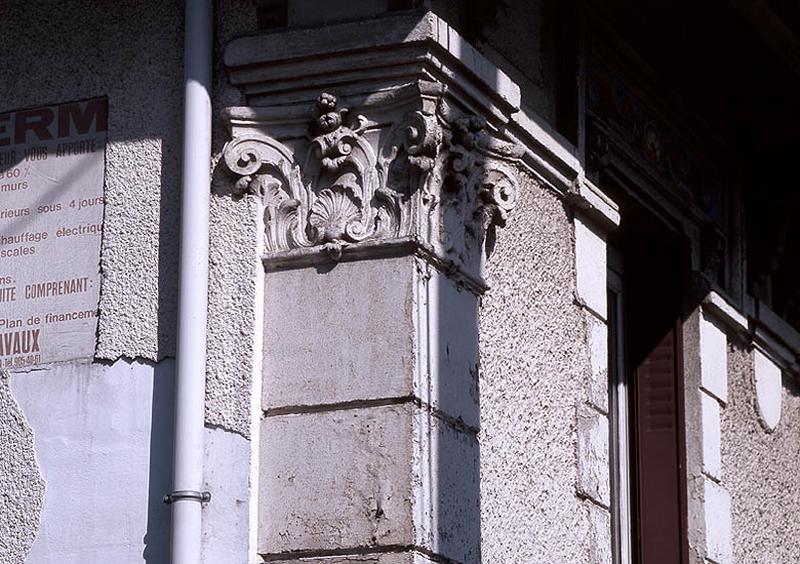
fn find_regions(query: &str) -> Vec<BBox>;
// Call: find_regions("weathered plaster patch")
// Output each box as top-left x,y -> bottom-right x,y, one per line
0,371 -> 45,564
699,313 -> 728,404
0,1 -> 256,364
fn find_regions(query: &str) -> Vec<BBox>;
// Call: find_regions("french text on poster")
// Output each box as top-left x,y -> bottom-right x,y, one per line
0,98 -> 108,368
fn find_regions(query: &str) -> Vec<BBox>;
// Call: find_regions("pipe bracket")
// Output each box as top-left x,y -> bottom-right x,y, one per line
163,490 -> 212,505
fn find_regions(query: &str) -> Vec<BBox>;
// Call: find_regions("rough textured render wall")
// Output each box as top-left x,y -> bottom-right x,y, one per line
207,0 -> 260,436
480,173 -> 594,562
0,371 -> 45,564
0,0 -> 183,361
723,346 -> 800,562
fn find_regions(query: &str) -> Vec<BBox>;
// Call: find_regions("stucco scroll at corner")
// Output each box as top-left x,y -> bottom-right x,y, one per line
221,82 -> 524,279
0,370 -> 45,564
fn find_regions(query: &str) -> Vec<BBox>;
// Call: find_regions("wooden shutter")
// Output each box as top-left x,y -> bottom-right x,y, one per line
634,322 -> 686,563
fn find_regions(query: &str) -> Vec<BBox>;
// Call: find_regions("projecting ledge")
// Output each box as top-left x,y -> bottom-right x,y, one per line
224,10 -> 521,116
222,10 -> 619,259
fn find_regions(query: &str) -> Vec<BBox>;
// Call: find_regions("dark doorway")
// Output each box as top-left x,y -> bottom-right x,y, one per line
608,193 -> 690,564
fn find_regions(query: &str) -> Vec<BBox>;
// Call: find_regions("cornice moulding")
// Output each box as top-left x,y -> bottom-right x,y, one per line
222,11 -> 621,282
223,81 -> 523,286
225,11 -> 520,119
751,300 -> 800,373
701,290 -> 748,335
258,236 -> 490,295
566,177 -> 621,229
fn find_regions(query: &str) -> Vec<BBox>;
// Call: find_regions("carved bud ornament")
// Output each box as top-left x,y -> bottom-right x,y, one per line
223,84 -> 523,272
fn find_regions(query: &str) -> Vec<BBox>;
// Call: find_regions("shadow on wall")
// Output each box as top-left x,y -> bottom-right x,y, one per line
143,359 -> 176,563
157,124 -> 181,360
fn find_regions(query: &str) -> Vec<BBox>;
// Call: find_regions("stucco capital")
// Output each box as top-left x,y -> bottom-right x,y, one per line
223,81 -> 523,287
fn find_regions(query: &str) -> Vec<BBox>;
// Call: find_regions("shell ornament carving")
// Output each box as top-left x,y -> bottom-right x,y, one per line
309,182 -> 363,244
223,86 -> 523,267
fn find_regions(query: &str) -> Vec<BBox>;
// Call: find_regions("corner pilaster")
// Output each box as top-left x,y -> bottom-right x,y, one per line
221,11 -> 527,564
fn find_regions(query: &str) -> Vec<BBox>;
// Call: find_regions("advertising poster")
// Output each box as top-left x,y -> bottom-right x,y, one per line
0,98 -> 107,367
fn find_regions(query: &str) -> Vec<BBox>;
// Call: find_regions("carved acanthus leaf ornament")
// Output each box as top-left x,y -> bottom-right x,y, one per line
223,84 -> 523,270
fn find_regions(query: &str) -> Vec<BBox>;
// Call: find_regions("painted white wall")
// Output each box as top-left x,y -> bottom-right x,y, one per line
574,217 -> 607,320
704,478 -> 732,563
754,349 -> 782,432
699,313 -> 728,404
201,427 -> 250,563
10,359 -> 174,564
696,308 -> 732,563
8,359 -> 252,564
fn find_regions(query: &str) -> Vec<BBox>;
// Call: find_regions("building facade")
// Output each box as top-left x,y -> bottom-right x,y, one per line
1,1 -> 799,563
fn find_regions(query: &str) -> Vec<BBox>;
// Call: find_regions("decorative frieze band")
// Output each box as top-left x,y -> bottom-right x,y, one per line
223,81 -> 523,283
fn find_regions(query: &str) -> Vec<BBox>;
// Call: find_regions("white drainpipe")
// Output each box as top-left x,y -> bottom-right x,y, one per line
167,0 -> 213,563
